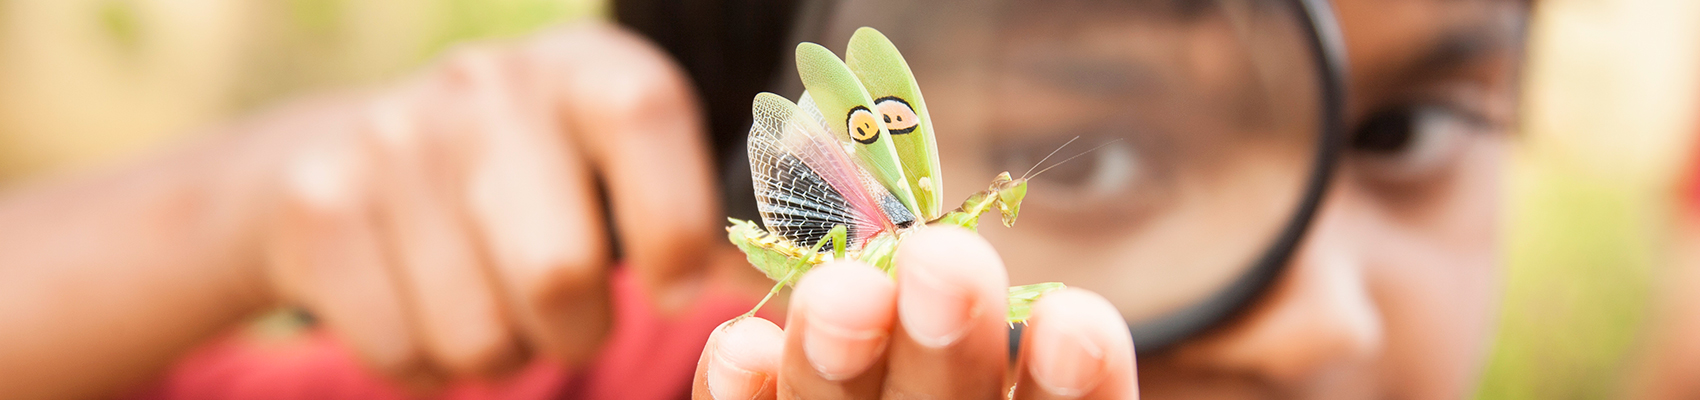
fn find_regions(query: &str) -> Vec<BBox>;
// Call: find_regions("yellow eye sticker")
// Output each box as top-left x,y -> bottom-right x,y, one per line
874,96 -> 920,135
847,106 -> 881,144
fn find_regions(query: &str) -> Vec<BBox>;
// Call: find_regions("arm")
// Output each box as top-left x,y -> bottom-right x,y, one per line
0,123 -> 279,399
0,22 -> 723,399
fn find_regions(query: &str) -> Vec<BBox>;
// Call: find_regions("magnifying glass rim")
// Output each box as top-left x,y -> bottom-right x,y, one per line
1113,0 -> 1350,354
781,0 -> 1350,355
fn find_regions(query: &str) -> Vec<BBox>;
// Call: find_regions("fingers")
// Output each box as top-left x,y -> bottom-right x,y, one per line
778,262 -> 896,399
359,24 -> 716,375
1014,289 -> 1139,400
363,89 -> 523,378
262,23 -> 721,386
693,318 -> 783,400
269,127 -> 430,384
526,23 -> 721,313
883,227 -> 1012,398
700,228 -> 1137,399
433,47 -> 614,366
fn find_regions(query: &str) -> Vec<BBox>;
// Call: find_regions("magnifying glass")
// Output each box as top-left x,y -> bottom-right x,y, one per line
731,0 -> 1347,353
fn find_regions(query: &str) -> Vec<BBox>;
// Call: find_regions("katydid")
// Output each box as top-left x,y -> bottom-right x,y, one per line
727,27 -> 1070,323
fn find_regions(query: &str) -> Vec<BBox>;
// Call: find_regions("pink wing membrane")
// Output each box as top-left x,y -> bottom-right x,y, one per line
749,93 -> 905,248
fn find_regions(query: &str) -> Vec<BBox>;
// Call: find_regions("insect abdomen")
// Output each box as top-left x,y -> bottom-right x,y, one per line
727,218 -> 828,282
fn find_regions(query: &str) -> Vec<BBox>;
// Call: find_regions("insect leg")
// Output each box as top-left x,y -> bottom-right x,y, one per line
829,224 -> 848,259
739,224 -> 851,318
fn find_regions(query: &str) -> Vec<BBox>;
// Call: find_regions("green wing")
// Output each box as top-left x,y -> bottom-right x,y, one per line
794,42 -> 921,215
845,27 -> 944,220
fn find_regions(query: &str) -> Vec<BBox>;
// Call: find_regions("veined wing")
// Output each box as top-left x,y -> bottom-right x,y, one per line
749,92 -> 917,250
846,27 -> 945,220
794,42 -> 921,217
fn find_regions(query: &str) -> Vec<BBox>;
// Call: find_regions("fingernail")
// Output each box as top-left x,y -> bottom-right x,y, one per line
707,351 -> 770,399
1030,328 -> 1107,397
707,320 -> 772,400
899,266 -> 976,348
802,314 -> 888,380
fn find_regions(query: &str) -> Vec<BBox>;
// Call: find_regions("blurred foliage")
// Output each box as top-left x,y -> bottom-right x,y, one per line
234,0 -> 607,109
0,0 -> 604,181
96,0 -> 141,53
1478,158 -> 1662,399
1475,0 -> 1700,398
284,0 -> 341,39
434,0 -> 597,54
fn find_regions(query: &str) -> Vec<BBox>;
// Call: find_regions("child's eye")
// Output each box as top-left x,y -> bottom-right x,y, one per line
994,133 -> 1162,204
986,131 -> 1177,234
1038,139 -> 1145,201
1349,103 -> 1490,181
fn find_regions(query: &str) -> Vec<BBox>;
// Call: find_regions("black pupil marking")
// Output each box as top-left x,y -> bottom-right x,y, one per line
848,106 -> 879,144
873,96 -> 919,135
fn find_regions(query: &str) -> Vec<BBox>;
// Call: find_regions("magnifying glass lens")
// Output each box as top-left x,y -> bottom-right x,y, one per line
801,0 -> 1328,347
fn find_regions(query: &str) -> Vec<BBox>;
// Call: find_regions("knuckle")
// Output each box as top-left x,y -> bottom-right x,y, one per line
425,46 -> 530,114
590,62 -> 695,126
436,45 -> 514,90
528,24 -> 699,136
521,253 -> 607,310
279,145 -> 365,216
366,341 -> 432,379
357,94 -> 424,157
528,270 -> 612,366
627,224 -> 711,275
434,325 -> 524,376
530,21 -> 655,66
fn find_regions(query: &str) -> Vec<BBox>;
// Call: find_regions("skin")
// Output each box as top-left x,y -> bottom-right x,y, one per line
692,0 -> 1526,398
0,0 -> 1526,398
695,228 -> 1139,399
0,22 -> 725,398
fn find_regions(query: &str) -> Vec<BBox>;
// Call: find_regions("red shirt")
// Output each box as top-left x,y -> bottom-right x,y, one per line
132,269 -> 760,400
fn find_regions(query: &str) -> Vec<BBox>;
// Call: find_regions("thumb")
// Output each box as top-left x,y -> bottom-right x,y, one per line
693,317 -> 783,400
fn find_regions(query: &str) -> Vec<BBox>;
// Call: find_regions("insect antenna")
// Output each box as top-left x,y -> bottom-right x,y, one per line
1021,136 -> 1081,180
1026,139 -> 1125,180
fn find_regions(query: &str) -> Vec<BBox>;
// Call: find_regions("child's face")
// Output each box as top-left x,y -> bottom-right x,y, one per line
1134,0 -> 1520,396
820,0 -> 1524,396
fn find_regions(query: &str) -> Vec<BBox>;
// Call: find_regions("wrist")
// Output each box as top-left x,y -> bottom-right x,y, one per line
164,127 -> 286,317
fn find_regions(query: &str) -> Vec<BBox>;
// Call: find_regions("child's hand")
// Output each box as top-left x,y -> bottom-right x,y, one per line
690,228 -> 1139,399
260,22 -> 719,386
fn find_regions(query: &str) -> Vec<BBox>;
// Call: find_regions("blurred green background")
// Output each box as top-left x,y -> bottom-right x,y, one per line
1478,0 -> 1698,398
0,0 -> 603,182
1,0 -> 1696,398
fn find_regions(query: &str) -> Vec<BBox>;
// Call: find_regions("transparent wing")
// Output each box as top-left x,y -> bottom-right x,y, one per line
797,91 -> 831,134
749,92 -> 915,250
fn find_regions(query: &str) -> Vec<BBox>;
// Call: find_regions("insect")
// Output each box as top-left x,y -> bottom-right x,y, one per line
726,27 -> 1070,323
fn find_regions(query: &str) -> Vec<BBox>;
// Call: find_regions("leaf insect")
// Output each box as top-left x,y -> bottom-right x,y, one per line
727,27 -> 1112,323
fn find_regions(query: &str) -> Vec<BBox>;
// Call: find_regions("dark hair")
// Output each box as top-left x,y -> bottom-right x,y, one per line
614,0 -> 800,169
614,0 -> 802,220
